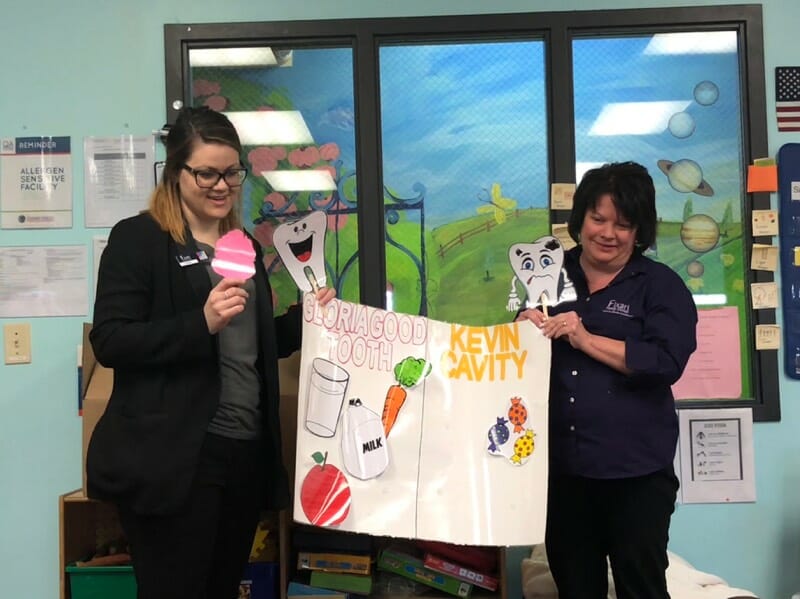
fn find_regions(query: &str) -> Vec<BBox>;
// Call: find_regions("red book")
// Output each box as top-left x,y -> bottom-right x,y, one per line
423,553 -> 498,591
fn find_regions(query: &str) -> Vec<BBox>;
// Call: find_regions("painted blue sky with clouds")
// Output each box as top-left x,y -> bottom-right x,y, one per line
233,32 -> 743,227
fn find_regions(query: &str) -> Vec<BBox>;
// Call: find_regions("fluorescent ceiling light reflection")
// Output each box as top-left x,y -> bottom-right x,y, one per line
189,47 -> 277,67
692,294 -> 728,306
225,111 -> 314,145
263,170 -> 337,192
644,32 -> 737,55
589,101 -> 691,136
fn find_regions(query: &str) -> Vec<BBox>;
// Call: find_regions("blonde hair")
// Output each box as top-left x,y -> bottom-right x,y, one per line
148,107 -> 244,244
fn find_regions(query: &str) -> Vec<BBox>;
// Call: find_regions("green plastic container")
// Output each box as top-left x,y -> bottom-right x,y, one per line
66,565 -> 137,599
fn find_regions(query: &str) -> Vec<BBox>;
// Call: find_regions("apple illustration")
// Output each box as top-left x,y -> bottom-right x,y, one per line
300,451 -> 352,527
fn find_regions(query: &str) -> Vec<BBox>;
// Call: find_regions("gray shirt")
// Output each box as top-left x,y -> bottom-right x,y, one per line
198,242 -> 262,440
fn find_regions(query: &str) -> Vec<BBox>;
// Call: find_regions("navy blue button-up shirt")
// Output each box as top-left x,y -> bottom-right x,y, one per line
548,247 -> 697,479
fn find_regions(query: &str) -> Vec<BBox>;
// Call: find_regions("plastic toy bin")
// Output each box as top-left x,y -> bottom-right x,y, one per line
65,565 -> 136,599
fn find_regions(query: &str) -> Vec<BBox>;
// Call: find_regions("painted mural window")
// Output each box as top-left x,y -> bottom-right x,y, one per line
165,4 -> 776,419
379,41 -> 548,325
187,46 -> 360,315
572,31 -> 752,400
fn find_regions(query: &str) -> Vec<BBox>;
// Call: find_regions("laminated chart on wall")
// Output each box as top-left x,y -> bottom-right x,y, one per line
777,142 -> 800,378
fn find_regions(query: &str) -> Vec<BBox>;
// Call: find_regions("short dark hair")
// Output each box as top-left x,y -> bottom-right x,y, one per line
567,161 -> 657,250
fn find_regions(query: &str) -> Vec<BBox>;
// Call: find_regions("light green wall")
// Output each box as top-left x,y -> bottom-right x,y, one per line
1,1 -> 798,598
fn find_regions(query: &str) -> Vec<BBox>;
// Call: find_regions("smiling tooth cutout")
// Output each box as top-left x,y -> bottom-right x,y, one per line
273,211 -> 328,292
507,235 -> 574,311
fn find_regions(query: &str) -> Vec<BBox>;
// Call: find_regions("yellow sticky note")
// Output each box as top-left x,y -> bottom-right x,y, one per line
550,183 -> 575,210
750,282 -> 779,309
755,324 -> 780,350
752,210 -> 779,237
794,247 -> 800,266
551,223 -> 577,249
750,244 -> 778,271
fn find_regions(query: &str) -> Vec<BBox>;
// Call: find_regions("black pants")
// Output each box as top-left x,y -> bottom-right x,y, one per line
545,466 -> 679,599
118,433 -> 266,599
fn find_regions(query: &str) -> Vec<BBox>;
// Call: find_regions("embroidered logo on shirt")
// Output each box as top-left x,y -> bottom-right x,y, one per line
603,299 -> 632,317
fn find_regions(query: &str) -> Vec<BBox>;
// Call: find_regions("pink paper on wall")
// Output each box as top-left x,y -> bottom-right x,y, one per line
672,306 -> 742,400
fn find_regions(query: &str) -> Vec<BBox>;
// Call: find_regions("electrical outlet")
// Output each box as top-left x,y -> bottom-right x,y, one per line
4,323 -> 32,364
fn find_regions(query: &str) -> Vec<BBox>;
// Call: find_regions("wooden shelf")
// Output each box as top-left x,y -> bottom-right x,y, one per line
58,489 -> 126,599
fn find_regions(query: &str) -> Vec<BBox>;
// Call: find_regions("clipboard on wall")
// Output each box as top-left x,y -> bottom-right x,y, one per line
777,142 -> 800,378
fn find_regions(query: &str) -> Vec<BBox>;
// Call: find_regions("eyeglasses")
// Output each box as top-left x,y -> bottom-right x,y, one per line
182,165 -> 248,188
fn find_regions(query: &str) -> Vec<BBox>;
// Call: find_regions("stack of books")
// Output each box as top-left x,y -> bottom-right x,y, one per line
418,541 -> 499,592
289,528 -> 374,597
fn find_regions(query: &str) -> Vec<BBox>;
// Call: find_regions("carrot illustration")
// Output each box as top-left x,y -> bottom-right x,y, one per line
382,357 -> 431,437
382,384 -> 408,436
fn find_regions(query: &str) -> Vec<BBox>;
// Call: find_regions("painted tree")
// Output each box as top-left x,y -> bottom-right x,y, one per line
682,197 -> 694,222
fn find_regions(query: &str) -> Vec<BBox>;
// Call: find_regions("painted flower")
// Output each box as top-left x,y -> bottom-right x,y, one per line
319,142 -> 340,161
289,146 -> 321,168
248,147 -> 287,175
204,95 -> 228,111
253,221 -> 277,248
193,79 -> 221,97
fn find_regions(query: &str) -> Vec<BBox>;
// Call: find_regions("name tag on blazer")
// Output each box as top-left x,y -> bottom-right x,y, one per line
176,250 -> 209,267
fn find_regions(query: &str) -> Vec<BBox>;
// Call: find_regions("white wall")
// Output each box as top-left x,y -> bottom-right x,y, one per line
1,1 -> 798,597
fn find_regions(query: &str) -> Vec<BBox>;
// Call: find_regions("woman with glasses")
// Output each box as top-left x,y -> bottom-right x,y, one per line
86,106 -> 335,599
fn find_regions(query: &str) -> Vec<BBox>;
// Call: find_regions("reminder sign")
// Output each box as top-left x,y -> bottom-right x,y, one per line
294,297 -> 551,546
1,136 -> 72,229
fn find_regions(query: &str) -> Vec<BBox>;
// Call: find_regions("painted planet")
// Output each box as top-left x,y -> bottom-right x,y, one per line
657,159 -> 714,196
681,214 -> 720,253
668,111 -> 696,138
687,260 -> 705,277
694,80 -> 719,106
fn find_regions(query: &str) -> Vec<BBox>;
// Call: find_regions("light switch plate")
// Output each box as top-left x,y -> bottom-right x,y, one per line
4,323 -> 32,364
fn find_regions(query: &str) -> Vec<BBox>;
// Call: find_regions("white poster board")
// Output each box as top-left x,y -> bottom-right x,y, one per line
293,296 -> 551,546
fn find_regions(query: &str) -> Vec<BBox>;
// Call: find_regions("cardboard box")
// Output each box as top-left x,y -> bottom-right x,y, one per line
81,323 -> 113,495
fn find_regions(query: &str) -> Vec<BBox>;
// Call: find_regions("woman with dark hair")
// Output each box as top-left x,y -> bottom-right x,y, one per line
517,161 -> 697,599
86,106 -> 335,599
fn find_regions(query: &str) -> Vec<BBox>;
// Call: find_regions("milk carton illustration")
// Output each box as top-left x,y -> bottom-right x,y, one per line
341,399 -> 389,480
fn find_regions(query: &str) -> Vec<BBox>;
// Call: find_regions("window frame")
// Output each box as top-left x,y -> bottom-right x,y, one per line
164,4 -> 778,421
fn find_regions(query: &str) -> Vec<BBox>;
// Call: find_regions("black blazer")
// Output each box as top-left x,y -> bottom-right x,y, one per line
86,212 -> 299,515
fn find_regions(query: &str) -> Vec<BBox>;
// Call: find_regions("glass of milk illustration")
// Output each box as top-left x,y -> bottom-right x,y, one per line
305,358 -> 350,437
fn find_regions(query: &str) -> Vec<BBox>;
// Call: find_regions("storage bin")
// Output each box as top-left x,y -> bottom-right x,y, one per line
65,565 -> 136,599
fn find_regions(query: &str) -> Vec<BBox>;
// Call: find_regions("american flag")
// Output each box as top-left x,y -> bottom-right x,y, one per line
776,66 -> 800,132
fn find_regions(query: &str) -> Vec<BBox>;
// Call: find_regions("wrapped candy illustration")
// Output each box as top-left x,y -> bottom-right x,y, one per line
486,396 -> 536,466
507,396 -> 528,433
273,210 -> 327,292
487,417 -> 510,453
506,235 -> 575,312
512,430 -> 535,464
211,229 -> 256,279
